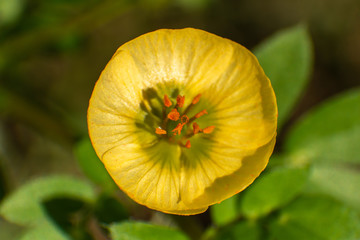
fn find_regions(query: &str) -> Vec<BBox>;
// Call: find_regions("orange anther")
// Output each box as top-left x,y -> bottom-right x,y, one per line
168,109 -> 180,121
155,128 -> 167,135
181,115 -> 189,124
176,95 -> 185,108
172,123 -> 184,135
192,122 -> 200,134
203,126 -> 215,134
185,140 -> 191,148
163,94 -> 172,107
192,94 -> 201,104
195,109 -> 208,118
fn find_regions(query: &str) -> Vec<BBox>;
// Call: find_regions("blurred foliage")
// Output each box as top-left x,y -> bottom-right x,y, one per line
269,195 -> 360,240
254,25 -> 313,129
0,176 -> 96,239
210,194 -> 238,226
0,0 -> 24,26
109,221 -> 189,240
285,88 -> 360,165
74,137 -> 117,192
239,166 -> 309,219
1,0 -> 360,239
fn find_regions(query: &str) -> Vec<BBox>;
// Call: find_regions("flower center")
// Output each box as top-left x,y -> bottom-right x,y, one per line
155,93 -> 215,149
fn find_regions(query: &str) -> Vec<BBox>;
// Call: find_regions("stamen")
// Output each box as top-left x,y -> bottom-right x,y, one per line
172,123 -> 184,135
155,128 -> 167,135
183,94 -> 201,115
156,92 -> 215,143
168,109 -> 180,121
192,94 -> 201,104
185,140 -> 191,148
181,115 -> 189,124
195,110 -> 208,118
176,95 -> 185,108
163,94 -> 172,107
193,122 -> 200,134
203,126 -> 215,134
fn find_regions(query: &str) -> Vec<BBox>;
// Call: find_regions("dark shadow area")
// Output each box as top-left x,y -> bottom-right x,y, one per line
94,194 -> 128,225
42,197 -> 92,240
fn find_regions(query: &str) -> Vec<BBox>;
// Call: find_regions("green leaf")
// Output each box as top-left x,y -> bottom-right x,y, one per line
0,0 -> 24,26
284,89 -> 360,212
306,165 -> 360,211
210,195 -> 238,226
211,221 -> 260,240
74,137 -> 116,191
0,176 -> 95,240
239,167 -> 309,218
254,24 -> 313,129
0,217 -> 24,240
0,175 -> 96,225
269,195 -> 360,240
267,154 -> 286,168
285,88 -> 360,165
110,222 -> 189,240
19,222 -> 70,240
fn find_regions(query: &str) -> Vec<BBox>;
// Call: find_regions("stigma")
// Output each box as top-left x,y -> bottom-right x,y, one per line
155,93 -> 215,149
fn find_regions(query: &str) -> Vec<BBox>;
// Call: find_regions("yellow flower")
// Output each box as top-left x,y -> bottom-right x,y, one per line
87,28 -> 277,215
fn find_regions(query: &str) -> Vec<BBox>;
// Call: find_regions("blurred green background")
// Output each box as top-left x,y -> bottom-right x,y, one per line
0,0 -> 360,239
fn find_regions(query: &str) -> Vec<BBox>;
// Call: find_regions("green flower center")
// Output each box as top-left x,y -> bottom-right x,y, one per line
154,93 -> 215,149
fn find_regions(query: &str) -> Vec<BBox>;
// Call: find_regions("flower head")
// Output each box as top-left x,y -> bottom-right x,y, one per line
87,28 -> 277,215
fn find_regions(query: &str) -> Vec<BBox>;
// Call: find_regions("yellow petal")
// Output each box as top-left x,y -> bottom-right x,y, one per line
184,135 -> 276,209
101,139 -> 207,214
